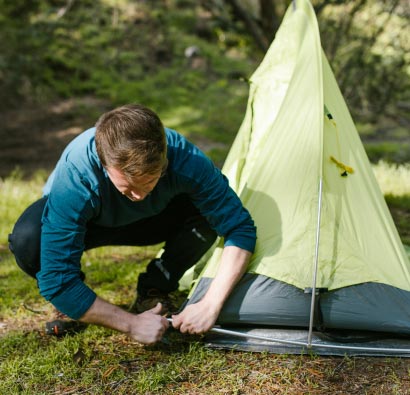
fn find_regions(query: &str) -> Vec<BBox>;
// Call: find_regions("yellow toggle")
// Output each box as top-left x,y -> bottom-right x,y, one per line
330,156 -> 354,177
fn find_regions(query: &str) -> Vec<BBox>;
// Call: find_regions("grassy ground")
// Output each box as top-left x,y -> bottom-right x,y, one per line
1,2 -> 409,392
0,164 -> 409,394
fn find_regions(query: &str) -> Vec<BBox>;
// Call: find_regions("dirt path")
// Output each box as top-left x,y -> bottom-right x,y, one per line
0,97 -> 111,179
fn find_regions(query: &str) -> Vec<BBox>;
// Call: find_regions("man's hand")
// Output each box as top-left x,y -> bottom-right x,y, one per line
80,297 -> 169,345
171,299 -> 219,334
127,303 -> 169,344
172,246 -> 252,335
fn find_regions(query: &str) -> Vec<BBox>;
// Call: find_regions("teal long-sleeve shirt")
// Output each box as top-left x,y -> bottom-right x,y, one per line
37,127 -> 256,319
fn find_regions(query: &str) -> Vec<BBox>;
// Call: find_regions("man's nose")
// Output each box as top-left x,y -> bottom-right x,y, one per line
131,190 -> 146,201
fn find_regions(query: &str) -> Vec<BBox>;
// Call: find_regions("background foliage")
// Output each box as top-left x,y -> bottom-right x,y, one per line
1,0 -> 409,165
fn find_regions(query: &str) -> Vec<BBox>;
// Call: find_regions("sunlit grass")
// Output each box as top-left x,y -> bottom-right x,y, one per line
0,169 -> 46,244
0,164 -> 409,394
372,161 -> 410,196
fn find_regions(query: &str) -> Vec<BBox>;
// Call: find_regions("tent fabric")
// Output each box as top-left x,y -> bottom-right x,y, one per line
185,0 -> 410,336
204,327 -> 410,357
189,274 -> 410,334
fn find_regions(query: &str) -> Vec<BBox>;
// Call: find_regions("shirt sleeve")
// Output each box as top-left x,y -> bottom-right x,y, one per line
184,153 -> 257,253
37,163 -> 98,319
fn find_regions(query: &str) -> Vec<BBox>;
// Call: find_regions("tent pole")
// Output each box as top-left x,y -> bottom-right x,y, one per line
307,177 -> 324,346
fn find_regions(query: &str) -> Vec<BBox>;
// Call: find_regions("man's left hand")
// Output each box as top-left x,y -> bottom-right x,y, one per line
171,300 -> 219,334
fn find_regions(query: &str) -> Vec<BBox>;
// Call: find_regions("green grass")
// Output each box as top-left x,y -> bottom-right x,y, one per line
365,141 -> 410,164
1,165 -> 410,394
1,1 -> 409,391
372,161 -> 410,197
372,162 -> 410,245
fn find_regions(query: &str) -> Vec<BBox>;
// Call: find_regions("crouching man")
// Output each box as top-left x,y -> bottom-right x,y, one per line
8,104 -> 256,344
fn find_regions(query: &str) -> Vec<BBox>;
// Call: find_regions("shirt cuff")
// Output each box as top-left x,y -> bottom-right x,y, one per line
49,279 -> 97,320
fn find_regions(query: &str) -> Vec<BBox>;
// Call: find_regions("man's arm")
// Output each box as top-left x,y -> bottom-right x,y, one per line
171,245 -> 251,334
80,297 -> 169,344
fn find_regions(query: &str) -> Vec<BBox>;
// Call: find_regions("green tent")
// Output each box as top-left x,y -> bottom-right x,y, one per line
184,0 -> 410,355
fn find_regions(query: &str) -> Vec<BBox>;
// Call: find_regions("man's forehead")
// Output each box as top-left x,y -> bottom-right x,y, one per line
107,167 -> 160,185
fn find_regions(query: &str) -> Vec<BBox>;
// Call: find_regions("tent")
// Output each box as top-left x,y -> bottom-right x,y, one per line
183,0 -> 410,356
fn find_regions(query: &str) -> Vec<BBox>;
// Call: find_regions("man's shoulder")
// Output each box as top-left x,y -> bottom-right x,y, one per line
164,128 -> 184,146
59,127 -> 99,167
164,128 -> 218,188
164,128 -> 203,157
65,127 -> 96,155
43,127 -> 100,195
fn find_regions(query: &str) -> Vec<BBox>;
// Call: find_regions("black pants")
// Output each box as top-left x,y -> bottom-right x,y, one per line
8,194 -> 217,295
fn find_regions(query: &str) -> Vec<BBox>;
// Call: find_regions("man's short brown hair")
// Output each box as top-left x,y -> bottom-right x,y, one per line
95,104 -> 167,179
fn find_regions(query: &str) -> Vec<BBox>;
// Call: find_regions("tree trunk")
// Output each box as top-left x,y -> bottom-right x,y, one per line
225,0 -> 270,51
259,0 -> 280,41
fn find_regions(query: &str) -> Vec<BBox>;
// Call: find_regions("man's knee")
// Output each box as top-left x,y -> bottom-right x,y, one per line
9,226 -> 40,279
8,197 -> 46,279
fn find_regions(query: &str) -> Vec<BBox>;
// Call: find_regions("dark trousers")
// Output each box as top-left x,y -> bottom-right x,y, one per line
8,194 -> 217,294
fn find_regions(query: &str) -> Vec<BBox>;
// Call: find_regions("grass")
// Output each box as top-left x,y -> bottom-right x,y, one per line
373,161 -> 410,246
0,164 -> 409,394
372,161 -> 410,197
1,1 -> 409,391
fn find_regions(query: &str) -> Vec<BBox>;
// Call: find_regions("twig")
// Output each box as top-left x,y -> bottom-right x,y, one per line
22,303 -> 48,314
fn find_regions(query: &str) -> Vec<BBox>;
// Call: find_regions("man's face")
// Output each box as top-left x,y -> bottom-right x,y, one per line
106,167 -> 162,202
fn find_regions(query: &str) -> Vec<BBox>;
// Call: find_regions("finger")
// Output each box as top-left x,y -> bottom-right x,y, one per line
148,302 -> 163,315
179,325 -> 193,335
171,313 -> 181,329
179,321 -> 192,334
161,316 -> 170,329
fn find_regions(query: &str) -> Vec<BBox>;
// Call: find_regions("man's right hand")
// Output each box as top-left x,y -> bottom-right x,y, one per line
128,303 -> 169,344
79,297 -> 169,345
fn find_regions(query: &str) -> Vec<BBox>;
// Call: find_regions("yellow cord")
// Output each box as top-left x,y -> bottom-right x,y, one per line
330,156 -> 354,177
325,105 -> 354,177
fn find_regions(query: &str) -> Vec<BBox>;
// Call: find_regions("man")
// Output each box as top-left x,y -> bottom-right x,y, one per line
8,104 -> 256,344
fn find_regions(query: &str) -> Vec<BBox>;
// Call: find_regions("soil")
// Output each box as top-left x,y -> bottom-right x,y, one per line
0,97 -> 111,179
0,97 -> 227,179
